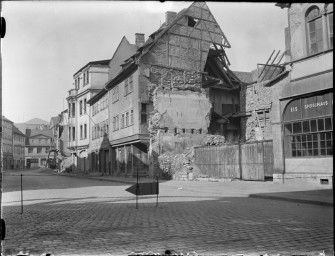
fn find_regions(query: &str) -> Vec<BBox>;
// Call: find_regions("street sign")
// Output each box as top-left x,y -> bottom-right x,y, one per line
126,182 -> 159,196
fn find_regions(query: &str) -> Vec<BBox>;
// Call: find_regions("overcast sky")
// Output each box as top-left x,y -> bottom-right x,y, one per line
1,1 -> 288,123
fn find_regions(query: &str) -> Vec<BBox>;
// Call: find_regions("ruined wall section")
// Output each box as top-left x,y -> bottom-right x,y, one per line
140,63 -> 212,178
240,83 -> 273,141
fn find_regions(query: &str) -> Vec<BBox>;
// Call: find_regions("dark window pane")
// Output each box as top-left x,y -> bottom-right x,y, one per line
320,141 -> 325,148
293,122 -> 302,133
303,121 -> 310,132
313,149 -> 319,156
326,132 -> 332,140
302,135 -> 307,142
284,123 -> 292,135
313,142 -> 318,148
308,142 -> 313,148
312,133 -> 318,140
292,143 -> 296,149
292,150 -> 297,157
302,142 -> 307,149
296,150 -> 302,157
311,120 -> 317,132
321,149 -> 326,155
326,141 -> 332,147
318,119 -> 324,131
307,134 -> 312,141
320,133 -> 325,140
325,118 -> 332,130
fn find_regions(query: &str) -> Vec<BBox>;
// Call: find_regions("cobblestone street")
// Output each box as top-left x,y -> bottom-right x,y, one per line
1,169 -> 333,255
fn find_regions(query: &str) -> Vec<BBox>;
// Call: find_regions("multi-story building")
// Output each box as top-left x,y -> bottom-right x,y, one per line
25,129 -> 53,167
267,3 -> 333,186
67,60 -> 110,172
86,36 -> 138,174
1,116 -> 14,170
12,125 -> 25,169
88,2 -> 246,178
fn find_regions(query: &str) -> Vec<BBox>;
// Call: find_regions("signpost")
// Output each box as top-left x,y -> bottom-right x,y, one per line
125,175 -> 159,209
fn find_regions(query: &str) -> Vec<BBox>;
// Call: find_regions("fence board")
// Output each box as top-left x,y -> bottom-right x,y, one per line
194,140 -> 273,180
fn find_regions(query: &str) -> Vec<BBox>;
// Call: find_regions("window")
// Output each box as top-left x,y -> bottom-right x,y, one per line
130,109 -> 134,125
72,103 -> 76,117
83,73 -> 86,85
129,75 -> 133,92
113,115 -> 119,131
141,103 -> 147,124
126,112 -> 129,127
125,78 -> 129,96
28,148 -> 33,153
284,117 -> 333,157
80,125 -> 83,139
112,86 -> 119,103
306,6 -> 323,55
84,99 -> 87,113
86,70 -> 89,84
327,11 -> 333,48
121,114 -> 125,129
80,101 -> 83,115
69,127 -> 71,141
37,147 -> 42,153
84,124 -> 87,139
72,127 -> 75,141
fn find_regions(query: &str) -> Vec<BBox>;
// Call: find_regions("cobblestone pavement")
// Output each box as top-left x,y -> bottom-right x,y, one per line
1,169 -> 333,255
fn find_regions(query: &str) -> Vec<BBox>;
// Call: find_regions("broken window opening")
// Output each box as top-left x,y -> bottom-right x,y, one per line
182,128 -> 186,134
174,128 -> 178,134
187,16 -> 199,27
164,127 -> 169,133
191,129 -> 194,134
199,128 -> 203,134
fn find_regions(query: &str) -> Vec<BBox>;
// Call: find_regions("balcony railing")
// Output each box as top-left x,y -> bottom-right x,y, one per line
68,89 -> 78,97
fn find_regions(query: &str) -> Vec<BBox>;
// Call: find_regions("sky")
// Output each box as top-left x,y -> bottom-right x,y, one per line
1,1 -> 288,124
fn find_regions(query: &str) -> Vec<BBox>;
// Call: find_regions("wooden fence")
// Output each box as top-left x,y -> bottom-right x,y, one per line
194,140 -> 273,181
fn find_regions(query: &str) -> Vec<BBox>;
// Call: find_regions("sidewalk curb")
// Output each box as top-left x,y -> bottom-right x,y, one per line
53,172 -> 140,184
249,194 -> 333,207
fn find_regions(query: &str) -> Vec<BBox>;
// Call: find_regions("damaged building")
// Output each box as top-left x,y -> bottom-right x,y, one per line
84,1 -> 250,178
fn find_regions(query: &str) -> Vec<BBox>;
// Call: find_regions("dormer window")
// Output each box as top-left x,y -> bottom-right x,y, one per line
306,6 -> 323,55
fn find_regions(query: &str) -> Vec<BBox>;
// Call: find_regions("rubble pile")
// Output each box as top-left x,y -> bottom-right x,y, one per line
158,147 -> 196,180
202,135 -> 226,146
59,156 -> 73,173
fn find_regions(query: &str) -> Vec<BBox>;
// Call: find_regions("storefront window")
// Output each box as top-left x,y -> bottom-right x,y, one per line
283,92 -> 333,158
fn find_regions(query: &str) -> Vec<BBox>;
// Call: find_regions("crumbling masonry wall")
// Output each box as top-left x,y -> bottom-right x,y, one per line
143,64 -> 212,179
240,83 -> 273,141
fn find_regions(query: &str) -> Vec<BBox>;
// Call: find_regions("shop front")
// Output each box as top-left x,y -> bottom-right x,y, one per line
281,90 -> 333,185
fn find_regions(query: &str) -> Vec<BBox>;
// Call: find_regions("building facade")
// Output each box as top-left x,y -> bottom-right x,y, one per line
87,2 -> 246,178
270,3 -> 333,186
67,60 -> 110,172
12,126 -> 25,169
86,36 -> 138,175
2,116 -> 14,170
25,129 -> 53,167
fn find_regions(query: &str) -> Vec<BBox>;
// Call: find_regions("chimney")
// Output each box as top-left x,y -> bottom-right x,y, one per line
165,11 -> 177,24
135,33 -> 145,48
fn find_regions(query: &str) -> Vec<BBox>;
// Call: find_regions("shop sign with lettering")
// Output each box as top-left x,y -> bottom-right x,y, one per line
283,92 -> 333,122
